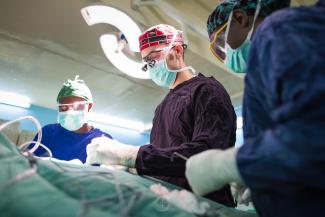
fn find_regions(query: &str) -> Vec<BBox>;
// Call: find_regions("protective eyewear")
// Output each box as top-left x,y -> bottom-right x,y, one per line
58,101 -> 88,112
209,22 -> 227,63
141,49 -> 165,71
141,45 -> 187,71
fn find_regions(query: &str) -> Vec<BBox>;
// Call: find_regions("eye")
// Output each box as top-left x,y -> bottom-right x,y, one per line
74,103 -> 86,111
59,105 -> 68,112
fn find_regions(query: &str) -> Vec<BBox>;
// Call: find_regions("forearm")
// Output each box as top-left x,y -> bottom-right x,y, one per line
135,142 -> 209,177
237,129 -> 325,194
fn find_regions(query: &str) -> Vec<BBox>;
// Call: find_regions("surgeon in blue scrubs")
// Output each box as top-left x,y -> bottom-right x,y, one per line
186,1 -> 325,217
33,76 -> 112,163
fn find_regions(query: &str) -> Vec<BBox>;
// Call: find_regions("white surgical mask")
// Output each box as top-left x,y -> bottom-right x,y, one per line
58,109 -> 88,131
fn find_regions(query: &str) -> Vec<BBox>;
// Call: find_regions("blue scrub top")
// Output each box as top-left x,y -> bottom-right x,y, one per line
33,123 -> 112,163
237,2 -> 325,217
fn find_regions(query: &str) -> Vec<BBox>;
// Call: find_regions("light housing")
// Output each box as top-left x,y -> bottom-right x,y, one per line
81,5 -> 149,79
0,90 -> 31,108
100,35 -> 149,79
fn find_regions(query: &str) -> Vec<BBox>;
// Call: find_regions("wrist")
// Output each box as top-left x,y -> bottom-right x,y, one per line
120,145 -> 140,168
221,148 -> 244,184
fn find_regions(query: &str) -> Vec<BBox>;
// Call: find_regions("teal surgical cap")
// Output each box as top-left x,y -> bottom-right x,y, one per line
207,0 -> 291,37
57,75 -> 93,103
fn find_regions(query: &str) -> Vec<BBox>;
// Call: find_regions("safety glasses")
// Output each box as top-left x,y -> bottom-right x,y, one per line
58,102 -> 88,112
141,48 -> 165,71
141,46 -> 175,72
209,22 -> 227,63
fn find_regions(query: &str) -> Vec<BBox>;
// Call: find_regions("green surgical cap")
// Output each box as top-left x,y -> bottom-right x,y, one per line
57,75 -> 93,103
207,0 -> 291,37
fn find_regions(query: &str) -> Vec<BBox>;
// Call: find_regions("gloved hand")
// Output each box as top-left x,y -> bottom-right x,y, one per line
230,183 -> 251,205
85,136 -> 139,167
185,147 -> 244,196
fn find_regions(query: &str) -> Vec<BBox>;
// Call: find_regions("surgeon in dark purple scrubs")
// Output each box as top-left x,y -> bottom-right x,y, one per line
86,24 -> 237,207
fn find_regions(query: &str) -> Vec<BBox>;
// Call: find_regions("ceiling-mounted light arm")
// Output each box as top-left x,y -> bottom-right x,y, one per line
81,5 -> 150,79
81,5 -> 141,52
100,35 -> 149,79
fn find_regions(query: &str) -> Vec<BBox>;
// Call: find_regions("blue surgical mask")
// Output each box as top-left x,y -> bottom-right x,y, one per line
224,0 -> 261,73
58,110 -> 87,131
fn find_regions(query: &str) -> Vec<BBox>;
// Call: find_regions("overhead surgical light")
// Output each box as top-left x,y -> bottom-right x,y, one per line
89,112 -> 151,132
0,90 -> 31,108
81,5 -> 149,79
99,35 -> 149,79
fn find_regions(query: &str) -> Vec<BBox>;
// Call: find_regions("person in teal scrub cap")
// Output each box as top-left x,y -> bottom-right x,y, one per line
187,1 -> 325,216
32,75 -> 112,163
207,0 -> 290,73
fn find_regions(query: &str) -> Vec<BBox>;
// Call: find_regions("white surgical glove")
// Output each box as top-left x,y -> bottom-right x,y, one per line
185,147 -> 244,196
85,136 -> 139,167
230,183 -> 252,205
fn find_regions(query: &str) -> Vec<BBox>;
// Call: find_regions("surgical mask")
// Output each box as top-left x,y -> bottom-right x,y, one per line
148,49 -> 195,88
149,58 -> 177,88
224,0 -> 261,73
225,39 -> 252,73
58,109 -> 88,131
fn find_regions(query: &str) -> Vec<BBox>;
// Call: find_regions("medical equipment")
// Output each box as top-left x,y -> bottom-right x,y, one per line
0,116 -> 42,154
0,116 -> 257,217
